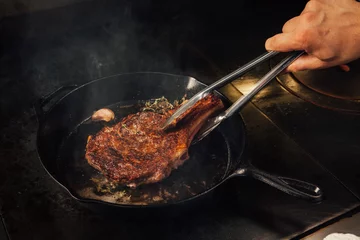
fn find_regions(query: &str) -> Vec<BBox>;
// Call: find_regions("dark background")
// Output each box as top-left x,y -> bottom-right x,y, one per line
2,0 -> 360,239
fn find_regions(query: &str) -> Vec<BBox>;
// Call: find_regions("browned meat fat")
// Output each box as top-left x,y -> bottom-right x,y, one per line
85,94 -> 224,188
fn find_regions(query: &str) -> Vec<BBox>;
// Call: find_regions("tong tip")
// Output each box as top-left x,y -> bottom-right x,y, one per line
161,97 -> 200,130
161,117 -> 176,130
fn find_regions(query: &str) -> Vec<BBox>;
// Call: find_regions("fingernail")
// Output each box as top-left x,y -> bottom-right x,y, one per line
339,64 -> 350,72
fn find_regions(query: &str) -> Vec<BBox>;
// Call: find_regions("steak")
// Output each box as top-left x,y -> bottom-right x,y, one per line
85,94 -> 224,188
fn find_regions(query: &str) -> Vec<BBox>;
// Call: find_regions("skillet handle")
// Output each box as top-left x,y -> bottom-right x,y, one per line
34,85 -> 78,118
232,167 -> 323,201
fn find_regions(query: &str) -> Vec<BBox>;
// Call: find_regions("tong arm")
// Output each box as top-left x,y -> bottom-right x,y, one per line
193,51 -> 304,143
162,51 -> 280,130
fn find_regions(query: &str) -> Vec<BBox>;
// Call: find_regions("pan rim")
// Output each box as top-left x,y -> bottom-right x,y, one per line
34,71 -> 247,208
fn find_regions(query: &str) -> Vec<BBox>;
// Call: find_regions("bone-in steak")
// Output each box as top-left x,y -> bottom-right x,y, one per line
85,94 -> 224,188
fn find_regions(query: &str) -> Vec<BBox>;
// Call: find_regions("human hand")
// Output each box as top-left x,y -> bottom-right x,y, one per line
265,0 -> 360,72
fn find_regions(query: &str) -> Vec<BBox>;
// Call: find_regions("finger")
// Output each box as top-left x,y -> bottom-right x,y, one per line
338,64 -> 350,72
286,54 -> 330,72
265,32 -> 303,52
282,16 -> 300,33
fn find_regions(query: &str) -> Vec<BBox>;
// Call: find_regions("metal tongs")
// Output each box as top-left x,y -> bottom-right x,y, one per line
162,50 -> 304,142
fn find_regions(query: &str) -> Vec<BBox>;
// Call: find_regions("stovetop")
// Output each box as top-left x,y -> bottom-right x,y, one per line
1,0 -> 360,239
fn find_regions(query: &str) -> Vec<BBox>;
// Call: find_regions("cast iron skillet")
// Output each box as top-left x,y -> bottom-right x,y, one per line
35,72 -> 323,209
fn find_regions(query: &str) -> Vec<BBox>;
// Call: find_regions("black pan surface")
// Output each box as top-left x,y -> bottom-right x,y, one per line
35,72 -> 322,208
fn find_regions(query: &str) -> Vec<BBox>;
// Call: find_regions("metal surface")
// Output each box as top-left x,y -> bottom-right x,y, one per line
194,51 -> 304,142
0,216 -> 9,240
293,60 -> 360,100
231,167 -> 322,200
162,51 -> 279,129
302,210 -> 360,240
1,0 -> 360,239
271,57 -> 360,113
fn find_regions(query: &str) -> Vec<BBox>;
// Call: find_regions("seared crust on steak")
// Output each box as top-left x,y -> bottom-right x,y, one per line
85,94 -> 224,188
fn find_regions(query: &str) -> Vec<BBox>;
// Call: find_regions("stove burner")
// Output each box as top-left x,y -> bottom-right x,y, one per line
271,57 -> 360,113
294,60 -> 360,100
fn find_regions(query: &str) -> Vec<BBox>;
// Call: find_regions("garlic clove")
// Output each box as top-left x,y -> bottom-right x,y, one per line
91,108 -> 115,122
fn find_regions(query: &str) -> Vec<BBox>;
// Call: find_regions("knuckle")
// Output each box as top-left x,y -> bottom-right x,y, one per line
305,0 -> 320,11
289,64 -> 300,72
302,11 -> 316,24
295,29 -> 313,50
282,20 -> 292,33
317,49 -> 336,61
